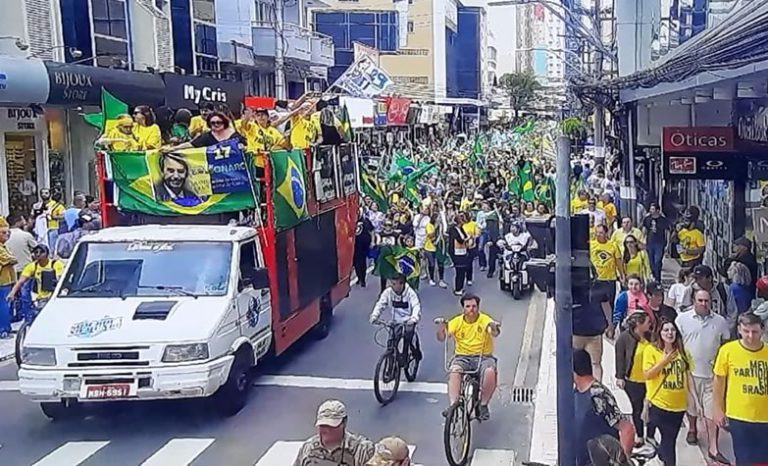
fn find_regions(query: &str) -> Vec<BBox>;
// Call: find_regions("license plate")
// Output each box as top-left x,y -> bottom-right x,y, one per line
84,383 -> 132,399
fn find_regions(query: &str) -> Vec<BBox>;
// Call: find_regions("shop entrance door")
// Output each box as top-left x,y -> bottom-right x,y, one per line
4,135 -> 38,218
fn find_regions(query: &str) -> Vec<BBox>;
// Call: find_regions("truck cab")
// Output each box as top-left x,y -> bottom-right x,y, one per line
18,225 -> 273,420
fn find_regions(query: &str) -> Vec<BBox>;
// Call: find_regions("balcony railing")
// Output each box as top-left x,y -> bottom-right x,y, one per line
251,21 -> 333,67
311,30 -> 334,67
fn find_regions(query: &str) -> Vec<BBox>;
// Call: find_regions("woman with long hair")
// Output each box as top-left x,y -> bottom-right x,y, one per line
728,261 -> 753,316
615,311 -> 656,448
623,234 -> 652,282
643,319 -> 696,466
131,105 -> 162,150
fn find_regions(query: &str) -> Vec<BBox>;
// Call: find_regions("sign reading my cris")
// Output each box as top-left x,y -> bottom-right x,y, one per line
662,126 -> 736,153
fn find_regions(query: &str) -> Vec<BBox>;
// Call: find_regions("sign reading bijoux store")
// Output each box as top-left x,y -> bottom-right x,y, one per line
662,127 -> 744,180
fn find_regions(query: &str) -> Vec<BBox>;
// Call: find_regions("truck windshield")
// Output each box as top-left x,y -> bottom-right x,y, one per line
60,241 -> 233,298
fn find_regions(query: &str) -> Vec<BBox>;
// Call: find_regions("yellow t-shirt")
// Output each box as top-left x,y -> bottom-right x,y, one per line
252,126 -> 286,168
611,227 -> 645,251
133,124 -> 162,150
104,127 -> 138,152
571,198 -> 588,214
643,345 -> 692,412
625,250 -> 652,279
713,340 -> 768,422
678,228 -> 705,262
590,239 -> 621,281
290,115 -> 320,150
46,200 -> 66,231
628,339 -> 650,383
448,312 -> 495,356
21,259 -> 65,299
463,221 -> 481,238
424,222 -> 437,253
460,198 -> 473,211
598,201 -> 618,225
189,115 -> 208,136
234,119 -> 259,150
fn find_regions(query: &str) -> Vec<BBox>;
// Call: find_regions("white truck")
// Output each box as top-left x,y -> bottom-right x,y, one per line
18,225 -> 275,420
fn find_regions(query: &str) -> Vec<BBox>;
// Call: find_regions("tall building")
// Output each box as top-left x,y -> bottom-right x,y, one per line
216,0 -> 335,98
486,4 -> 516,77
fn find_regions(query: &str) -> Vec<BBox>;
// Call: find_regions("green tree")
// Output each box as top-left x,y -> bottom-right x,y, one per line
498,71 -> 543,122
561,117 -> 587,139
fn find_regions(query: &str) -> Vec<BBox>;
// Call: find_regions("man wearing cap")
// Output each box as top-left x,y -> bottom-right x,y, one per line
293,399 -> 375,466
365,437 -> 411,466
6,244 -> 64,306
720,236 -> 758,300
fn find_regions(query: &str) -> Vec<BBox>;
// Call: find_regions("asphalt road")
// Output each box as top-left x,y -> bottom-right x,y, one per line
0,269 -> 545,466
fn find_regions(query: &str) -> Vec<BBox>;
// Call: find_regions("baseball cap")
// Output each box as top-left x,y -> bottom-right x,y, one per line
734,236 -> 752,248
315,399 -> 347,427
645,281 -> 664,296
366,437 -> 410,466
31,244 -> 50,255
692,265 -> 713,279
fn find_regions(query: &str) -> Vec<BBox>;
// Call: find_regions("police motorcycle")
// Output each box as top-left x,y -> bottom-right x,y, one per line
497,222 -> 536,300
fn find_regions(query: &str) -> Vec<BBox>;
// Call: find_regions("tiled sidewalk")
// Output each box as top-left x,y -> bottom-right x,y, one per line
528,299 -> 707,465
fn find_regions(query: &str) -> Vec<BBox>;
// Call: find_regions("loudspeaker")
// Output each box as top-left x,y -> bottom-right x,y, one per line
571,214 -> 590,252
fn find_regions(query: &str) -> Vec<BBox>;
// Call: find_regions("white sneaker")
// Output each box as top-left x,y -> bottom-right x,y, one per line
467,280 -> 473,286
429,280 -> 436,286
439,281 -> 448,288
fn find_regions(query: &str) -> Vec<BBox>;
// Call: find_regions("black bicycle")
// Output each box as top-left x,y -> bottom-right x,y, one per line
15,297 -> 47,367
372,320 -> 421,405
435,317 -> 499,466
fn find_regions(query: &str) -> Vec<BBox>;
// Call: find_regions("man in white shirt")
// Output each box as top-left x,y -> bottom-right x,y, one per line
370,274 -> 422,364
5,214 -> 36,274
675,289 -> 730,463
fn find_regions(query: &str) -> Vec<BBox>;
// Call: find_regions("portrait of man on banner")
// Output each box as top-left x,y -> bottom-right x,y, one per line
150,151 -> 212,206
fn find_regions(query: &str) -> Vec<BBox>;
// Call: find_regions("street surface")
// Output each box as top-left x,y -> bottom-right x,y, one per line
0,271 -> 543,465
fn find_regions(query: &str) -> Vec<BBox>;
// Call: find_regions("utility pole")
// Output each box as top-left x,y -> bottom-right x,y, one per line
592,0 -> 605,165
554,135 -> 575,466
274,0 -> 287,100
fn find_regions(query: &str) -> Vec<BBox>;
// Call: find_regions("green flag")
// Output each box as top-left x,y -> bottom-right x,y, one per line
84,88 -> 129,134
470,137 -> 484,168
271,149 -> 310,230
339,104 -> 354,141
373,244 -> 421,290
520,161 -> 535,202
108,142 -> 258,216
361,171 -> 388,211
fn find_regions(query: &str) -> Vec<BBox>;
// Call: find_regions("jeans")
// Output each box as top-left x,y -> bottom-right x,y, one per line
729,418 -> 768,465
487,243 -> 499,276
477,232 -> 488,268
424,251 -> 444,281
353,250 -> 368,286
647,241 -> 665,282
649,405 -> 685,465
0,285 -> 11,333
624,381 -> 657,440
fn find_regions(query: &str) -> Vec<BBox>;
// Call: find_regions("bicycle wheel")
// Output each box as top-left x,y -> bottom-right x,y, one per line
15,320 -> 31,367
373,350 -> 400,405
443,399 -> 472,466
403,332 -> 421,382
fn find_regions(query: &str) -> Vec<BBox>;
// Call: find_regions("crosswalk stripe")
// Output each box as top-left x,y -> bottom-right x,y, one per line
140,438 -> 215,466
470,448 -> 517,465
31,441 -> 110,466
253,375 -> 447,394
254,441 -> 423,465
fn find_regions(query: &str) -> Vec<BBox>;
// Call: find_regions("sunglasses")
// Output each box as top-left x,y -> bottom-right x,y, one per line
133,111 -> 143,115
210,120 -> 226,126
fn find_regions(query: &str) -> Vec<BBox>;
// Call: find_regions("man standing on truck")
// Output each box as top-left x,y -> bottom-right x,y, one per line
293,399 -> 376,466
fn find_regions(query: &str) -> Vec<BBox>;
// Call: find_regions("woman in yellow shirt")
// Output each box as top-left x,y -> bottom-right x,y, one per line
98,114 -> 138,151
615,311 -> 654,446
622,234 -> 652,282
643,319 -> 696,466
132,106 -> 162,150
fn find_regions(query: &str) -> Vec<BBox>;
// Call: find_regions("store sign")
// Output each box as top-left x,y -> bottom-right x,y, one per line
752,207 -> 768,244
162,74 -> 245,110
664,152 -> 745,180
0,57 -> 50,105
662,127 -> 736,153
734,99 -> 768,142
668,156 -> 696,174
45,61 -> 165,106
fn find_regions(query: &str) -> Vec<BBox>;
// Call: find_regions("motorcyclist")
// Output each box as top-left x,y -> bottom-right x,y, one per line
370,274 -> 422,364
500,222 -> 532,254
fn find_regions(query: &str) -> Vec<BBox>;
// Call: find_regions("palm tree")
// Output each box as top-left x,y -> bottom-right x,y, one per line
498,72 -> 543,122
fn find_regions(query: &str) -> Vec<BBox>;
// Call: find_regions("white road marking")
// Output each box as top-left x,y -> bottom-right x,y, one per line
253,375 -> 447,394
140,438 -> 214,466
0,380 -> 18,391
470,448 -> 516,465
254,441 -> 424,466
31,441 -> 109,466
513,291 -> 543,387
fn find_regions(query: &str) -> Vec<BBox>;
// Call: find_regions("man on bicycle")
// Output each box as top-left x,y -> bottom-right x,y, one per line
6,244 -> 64,308
369,274 -> 422,364
436,293 -> 500,421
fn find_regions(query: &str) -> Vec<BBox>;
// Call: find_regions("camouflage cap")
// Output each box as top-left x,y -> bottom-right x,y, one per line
365,437 -> 410,466
315,399 -> 347,427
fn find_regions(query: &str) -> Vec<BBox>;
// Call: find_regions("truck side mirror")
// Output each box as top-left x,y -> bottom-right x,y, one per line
251,267 -> 270,290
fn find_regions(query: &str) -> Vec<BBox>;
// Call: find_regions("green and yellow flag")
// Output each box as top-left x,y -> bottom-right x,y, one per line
84,88 -> 129,135
339,104 -> 354,141
520,161 -> 535,202
108,140 -> 258,216
271,149 -> 310,230
373,244 -> 421,290
361,171 -> 389,211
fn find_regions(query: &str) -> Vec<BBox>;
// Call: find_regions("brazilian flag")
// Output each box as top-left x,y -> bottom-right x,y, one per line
520,161 -> 535,202
374,244 -> 421,290
362,171 -> 388,211
271,150 -> 310,230
84,88 -> 128,134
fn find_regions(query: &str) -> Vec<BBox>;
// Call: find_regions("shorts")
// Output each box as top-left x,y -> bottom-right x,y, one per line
573,335 -> 604,367
591,280 -> 617,305
450,355 -> 498,376
686,376 -> 714,419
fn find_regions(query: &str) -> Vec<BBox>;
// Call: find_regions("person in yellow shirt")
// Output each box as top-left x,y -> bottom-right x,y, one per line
643,320 -> 695,466
131,106 -> 162,150
7,244 -> 64,302
0,221 -> 17,337
622,235 -> 652,281
189,102 -> 214,138
251,108 -> 288,170
436,293 -> 500,421
611,217 -> 645,252
571,189 -> 589,214
97,114 -> 138,151
713,312 -> 768,465
598,192 -> 618,230
289,104 -> 322,150
615,311 -> 655,445
676,217 -> 705,268
591,224 -> 625,340
234,107 -> 259,149
462,212 -> 481,287
34,188 -> 66,247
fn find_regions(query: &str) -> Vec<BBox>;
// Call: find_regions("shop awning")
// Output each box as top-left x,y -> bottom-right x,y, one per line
0,56 -> 50,105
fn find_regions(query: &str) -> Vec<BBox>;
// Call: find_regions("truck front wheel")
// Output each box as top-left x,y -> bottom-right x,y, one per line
213,352 -> 252,416
40,399 -> 81,421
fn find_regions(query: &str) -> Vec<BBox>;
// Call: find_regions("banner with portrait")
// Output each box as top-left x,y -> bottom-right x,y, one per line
313,145 -> 339,203
107,139 -> 258,216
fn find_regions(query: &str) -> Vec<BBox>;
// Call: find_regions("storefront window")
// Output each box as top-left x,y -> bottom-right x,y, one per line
4,135 -> 39,218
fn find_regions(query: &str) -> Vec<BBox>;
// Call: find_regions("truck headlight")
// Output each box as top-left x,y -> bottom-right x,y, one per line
22,347 -> 57,366
162,343 -> 209,363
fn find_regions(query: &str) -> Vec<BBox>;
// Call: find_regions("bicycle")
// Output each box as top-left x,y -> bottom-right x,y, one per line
434,316 -> 500,466
15,297 -> 47,367
372,320 -> 421,405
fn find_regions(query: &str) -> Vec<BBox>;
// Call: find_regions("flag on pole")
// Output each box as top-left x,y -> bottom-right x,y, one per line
84,88 -> 129,134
